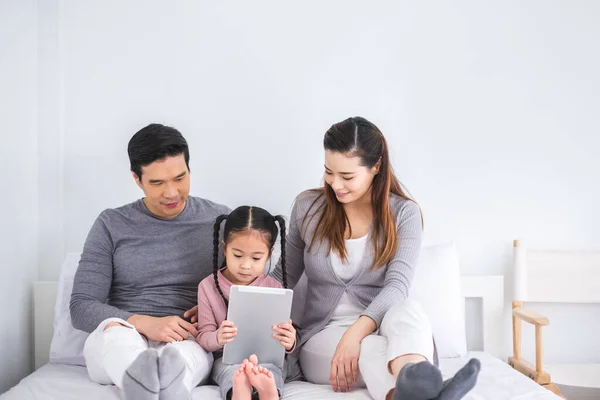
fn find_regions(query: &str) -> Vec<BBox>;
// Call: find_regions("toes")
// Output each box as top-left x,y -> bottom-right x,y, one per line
249,354 -> 258,366
244,360 -> 255,375
467,358 -> 481,372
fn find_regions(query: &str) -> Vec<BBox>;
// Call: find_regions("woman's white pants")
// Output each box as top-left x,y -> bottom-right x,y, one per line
300,299 -> 434,400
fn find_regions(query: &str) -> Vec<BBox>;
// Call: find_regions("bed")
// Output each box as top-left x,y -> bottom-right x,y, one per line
1,244 -> 563,399
2,352 -> 561,400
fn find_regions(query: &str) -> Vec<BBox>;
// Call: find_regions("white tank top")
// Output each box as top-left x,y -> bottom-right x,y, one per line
327,234 -> 368,328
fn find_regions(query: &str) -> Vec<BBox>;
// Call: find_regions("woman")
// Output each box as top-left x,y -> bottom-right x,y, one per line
271,117 -> 480,400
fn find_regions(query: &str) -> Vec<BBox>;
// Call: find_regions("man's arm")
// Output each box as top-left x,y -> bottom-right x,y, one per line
70,214 -> 133,333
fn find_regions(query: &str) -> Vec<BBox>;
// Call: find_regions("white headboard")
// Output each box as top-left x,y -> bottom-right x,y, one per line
33,275 -> 504,368
34,282 -> 58,370
461,275 -> 505,358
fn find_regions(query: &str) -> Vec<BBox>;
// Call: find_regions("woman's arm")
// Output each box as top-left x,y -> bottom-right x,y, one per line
361,201 -> 423,328
330,315 -> 377,392
345,315 -> 377,341
330,202 -> 422,392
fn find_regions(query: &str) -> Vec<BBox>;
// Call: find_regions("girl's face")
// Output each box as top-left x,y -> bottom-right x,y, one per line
222,230 -> 271,285
324,151 -> 380,205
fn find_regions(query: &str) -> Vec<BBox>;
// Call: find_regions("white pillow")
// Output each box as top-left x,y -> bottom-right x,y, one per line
410,242 -> 467,358
49,252 -> 89,366
290,242 -> 466,359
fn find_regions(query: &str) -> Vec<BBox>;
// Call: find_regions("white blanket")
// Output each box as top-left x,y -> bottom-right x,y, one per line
1,352 -> 562,400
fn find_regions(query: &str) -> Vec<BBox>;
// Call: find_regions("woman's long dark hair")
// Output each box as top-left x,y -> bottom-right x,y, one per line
213,206 -> 287,306
303,116 -> 421,270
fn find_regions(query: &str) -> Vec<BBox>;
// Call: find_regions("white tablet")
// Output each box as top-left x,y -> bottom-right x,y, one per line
222,285 -> 293,368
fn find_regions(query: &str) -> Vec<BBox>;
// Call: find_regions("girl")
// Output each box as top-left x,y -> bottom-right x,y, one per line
271,117 -> 481,400
196,206 -> 296,400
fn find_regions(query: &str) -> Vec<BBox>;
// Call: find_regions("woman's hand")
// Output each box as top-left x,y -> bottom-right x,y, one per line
272,319 -> 296,351
330,333 -> 361,392
216,320 -> 237,346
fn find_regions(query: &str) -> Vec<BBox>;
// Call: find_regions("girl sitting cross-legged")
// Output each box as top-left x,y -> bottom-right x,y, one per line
196,206 -> 295,400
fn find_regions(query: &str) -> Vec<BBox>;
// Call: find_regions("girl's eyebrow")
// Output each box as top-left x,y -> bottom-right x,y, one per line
231,248 -> 265,255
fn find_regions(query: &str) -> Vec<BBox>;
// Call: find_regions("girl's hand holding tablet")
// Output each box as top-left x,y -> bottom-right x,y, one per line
272,319 -> 296,351
217,320 -> 238,346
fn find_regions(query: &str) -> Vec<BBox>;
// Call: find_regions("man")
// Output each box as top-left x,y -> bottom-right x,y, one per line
70,123 -> 229,400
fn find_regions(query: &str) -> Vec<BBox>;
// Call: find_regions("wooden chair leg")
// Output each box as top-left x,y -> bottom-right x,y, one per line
512,301 -> 523,360
542,383 -> 565,399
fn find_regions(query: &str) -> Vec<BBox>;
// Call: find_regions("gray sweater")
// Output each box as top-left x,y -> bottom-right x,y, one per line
70,196 -> 230,333
271,190 -> 423,353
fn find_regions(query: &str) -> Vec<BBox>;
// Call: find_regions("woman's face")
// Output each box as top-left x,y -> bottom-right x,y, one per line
324,151 -> 379,205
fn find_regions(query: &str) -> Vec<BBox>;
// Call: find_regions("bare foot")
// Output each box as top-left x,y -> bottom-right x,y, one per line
248,354 -> 259,366
245,355 -> 279,400
232,361 -> 253,400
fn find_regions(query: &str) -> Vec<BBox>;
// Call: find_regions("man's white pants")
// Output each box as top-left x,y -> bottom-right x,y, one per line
299,299 -> 434,400
83,318 -> 213,391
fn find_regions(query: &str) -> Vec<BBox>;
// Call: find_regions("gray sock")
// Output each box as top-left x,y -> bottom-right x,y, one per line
158,346 -> 190,400
122,348 -> 160,400
436,358 -> 481,400
393,361 -> 443,400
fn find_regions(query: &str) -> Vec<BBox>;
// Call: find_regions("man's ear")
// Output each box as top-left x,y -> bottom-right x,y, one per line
131,170 -> 143,190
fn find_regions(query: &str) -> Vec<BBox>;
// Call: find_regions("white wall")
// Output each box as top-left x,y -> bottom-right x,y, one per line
37,0 -> 64,282
0,0 -> 39,392
16,0 -> 600,384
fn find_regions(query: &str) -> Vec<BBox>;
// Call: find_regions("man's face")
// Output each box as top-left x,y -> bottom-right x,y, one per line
133,154 -> 190,219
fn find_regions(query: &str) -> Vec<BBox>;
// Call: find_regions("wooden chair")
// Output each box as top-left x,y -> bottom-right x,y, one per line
509,239 -> 600,399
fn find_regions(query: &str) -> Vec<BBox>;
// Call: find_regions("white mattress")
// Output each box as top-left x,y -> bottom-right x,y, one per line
1,352 -> 562,400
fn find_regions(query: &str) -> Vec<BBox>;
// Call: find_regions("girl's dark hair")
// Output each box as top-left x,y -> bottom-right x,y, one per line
303,116 -> 422,270
128,123 -> 190,180
212,206 -> 287,306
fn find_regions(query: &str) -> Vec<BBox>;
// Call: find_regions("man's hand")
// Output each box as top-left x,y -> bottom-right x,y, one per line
127,315 -> 199,343
216,320 -> 237,346
183,305 -> 198,324
272,319 -> 296,351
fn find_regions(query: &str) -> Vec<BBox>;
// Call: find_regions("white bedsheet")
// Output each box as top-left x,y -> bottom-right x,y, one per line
1,352 -> 562,400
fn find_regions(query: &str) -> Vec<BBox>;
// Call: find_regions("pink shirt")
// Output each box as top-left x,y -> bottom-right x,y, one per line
196,270 -> 283,352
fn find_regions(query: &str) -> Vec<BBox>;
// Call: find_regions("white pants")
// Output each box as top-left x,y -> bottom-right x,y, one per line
299,299 -> 434,400
83,318 -> 213,391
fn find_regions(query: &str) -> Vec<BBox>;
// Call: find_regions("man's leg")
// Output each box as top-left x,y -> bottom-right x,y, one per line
83,318 -> 149,388
158,335 -> 214,393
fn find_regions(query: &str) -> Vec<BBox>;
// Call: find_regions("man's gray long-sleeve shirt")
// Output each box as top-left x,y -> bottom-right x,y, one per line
70,196 -> 230,333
